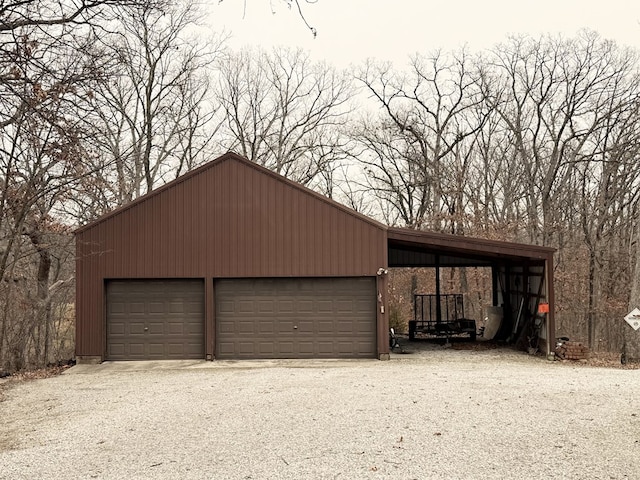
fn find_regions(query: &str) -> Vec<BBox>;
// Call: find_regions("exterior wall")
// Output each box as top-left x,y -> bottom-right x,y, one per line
75,154 -> 388,359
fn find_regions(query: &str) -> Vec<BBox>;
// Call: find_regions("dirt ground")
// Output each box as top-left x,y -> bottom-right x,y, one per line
2,345 -> 639,480
0,337 -> 633,401
391,334 -> 636,369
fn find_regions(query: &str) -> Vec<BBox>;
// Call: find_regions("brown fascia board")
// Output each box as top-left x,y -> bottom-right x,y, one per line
74,151 -> 387,235
387,226 -> 555,261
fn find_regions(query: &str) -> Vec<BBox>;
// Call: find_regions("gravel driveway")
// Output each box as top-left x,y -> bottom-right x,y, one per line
1,346 -> 639,480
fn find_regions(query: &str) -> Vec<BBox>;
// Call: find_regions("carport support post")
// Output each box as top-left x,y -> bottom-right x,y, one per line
545,253 -> 555,358
491,265 -> 499,306
435,256 -> 442,323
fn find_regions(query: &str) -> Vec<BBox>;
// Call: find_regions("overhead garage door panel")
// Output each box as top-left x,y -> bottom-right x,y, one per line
107,280 -> 205,360
216,277 -> 376,359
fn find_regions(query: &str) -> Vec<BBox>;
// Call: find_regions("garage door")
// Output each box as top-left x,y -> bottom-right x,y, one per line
215,277 -> 376,359
106,280 -> 205,360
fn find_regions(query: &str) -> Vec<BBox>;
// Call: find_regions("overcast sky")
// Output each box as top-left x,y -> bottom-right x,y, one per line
208,0 -> 640,66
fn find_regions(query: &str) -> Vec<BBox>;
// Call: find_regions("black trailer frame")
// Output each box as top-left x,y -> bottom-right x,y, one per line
409,293 -> 477,340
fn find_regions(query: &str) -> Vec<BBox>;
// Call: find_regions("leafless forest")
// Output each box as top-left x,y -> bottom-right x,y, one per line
2,1 -> 640,371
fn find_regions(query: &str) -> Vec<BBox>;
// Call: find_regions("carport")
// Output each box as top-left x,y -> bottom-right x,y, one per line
387,228 -> 556,355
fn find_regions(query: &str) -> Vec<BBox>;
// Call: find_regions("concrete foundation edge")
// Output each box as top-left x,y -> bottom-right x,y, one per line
76,356 -> 103,365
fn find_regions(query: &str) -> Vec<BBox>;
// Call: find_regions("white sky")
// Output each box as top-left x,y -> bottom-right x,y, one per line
207,0 -> 640,67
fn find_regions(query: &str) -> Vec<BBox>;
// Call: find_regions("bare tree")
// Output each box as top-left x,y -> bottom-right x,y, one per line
486,32 -> 636,246
353,50 -> 490,231
0,0 -> 164,371
78,0 -> 223,214
215,46 -> 353,190
217,0 -> 318,36
578,94 -> 640,350
484,32 -> 640,349
352,33 -> 640,355
0,1 -> 164,129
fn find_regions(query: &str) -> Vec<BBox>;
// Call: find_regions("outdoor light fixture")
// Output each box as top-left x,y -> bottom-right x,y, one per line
377,268 -> 388,275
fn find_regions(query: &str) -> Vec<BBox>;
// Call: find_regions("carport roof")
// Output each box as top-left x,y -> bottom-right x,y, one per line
387,227 -> 555,268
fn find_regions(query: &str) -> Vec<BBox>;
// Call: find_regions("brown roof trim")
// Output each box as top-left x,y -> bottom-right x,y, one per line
75,152 -> 387,234
387,227 -> 555,261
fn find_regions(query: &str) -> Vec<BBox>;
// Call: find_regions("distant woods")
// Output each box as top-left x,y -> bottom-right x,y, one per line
356,34 -> 640,354
1,1 -> 640,370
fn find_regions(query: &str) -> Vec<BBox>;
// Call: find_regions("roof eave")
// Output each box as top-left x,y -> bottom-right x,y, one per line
387,226 -> 555,261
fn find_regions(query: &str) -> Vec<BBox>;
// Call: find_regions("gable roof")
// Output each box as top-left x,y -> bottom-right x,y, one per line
75,151 -> 386,234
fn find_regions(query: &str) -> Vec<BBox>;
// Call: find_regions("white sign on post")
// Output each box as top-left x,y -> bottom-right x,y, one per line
624,308 -> 640,331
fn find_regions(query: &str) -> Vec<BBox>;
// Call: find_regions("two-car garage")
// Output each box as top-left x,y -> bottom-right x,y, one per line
105,277 -> 377,361
75,152 -> 390,362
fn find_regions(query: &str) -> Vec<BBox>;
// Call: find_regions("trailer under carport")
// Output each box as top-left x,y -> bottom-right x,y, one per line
387,228 -> 555,355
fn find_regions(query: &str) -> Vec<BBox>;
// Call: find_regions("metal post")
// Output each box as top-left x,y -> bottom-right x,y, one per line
435,255 -> 442,324
492,265 -> 499,306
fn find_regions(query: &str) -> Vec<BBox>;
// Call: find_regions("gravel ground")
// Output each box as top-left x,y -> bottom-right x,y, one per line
1,344 -> 639,480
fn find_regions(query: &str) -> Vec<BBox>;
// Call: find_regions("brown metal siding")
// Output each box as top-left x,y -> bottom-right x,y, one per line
75,154 -> 387,358
76,157 -> 386,278
76,225 -> 107,356
215,277 -> 377,359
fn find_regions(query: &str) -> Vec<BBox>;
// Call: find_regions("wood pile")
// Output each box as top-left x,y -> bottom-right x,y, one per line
555,341 -> 589,361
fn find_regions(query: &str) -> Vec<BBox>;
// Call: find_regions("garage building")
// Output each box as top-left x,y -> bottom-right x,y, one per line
75,152 -> 555,362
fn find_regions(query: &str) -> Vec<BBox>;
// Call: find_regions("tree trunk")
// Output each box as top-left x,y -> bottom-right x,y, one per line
0,290 -> 9,370
28,230 -> 52,367
625,217 -> 640,363
587,250 -> 596,350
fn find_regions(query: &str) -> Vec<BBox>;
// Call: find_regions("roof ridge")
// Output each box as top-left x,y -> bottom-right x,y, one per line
75,152 -> 386,234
